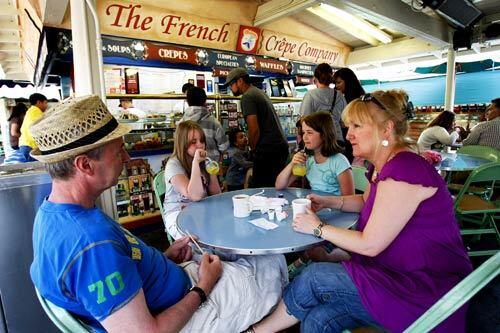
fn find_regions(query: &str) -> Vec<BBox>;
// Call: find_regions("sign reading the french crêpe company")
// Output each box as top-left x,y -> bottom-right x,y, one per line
98,0 -> 239,51
258,29 -> 345,66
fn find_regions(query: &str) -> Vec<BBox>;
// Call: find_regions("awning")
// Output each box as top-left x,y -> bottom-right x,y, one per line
415,59 -> 497,74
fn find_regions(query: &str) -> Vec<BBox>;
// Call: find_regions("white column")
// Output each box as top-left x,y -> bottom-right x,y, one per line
69,0 -> 104,98
69,0 -> 116,219
444,46 -> 456,111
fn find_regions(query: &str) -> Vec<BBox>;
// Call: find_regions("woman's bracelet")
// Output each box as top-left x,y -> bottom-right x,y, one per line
337,197 -> 344,211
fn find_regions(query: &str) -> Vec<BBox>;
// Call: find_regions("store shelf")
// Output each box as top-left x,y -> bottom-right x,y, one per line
119,210 -> 160,223
107,93 -> 302,103
129,148 -> 172,157
119,211 -> 162,229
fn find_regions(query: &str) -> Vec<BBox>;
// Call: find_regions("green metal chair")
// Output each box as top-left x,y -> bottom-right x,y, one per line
404,252 -> 500,333
454,162 -> 500,257
35,288 -> 91,333
153,170 -> 174,244
352,166 -> 369,193
447,146 -> 500,194
458,145 -> 500,162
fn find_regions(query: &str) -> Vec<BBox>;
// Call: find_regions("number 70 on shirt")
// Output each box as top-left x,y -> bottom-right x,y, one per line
88,271 -> 125,304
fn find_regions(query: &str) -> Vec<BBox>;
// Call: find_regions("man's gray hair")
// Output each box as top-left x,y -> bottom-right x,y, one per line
45,146 -> 105,180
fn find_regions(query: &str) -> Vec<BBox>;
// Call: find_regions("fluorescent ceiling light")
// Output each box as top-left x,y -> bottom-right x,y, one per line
307,4 -> 393,45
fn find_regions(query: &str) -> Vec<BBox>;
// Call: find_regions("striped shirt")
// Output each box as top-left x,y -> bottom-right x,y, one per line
180,106 -> 229,161
462,117 -> 500,150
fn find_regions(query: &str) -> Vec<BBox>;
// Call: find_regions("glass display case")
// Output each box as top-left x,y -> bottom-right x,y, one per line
120,122 -> 175,156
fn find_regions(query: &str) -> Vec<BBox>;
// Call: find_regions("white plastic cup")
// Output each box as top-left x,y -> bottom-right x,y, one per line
232,194 -> 253,218
292,198 -> 311,219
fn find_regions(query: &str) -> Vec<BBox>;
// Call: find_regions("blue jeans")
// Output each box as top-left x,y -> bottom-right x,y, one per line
283,262 -> 380,333
19,145 -> 36,162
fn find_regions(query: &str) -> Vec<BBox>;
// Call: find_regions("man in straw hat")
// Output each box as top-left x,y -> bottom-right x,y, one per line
29,95 -> 286,332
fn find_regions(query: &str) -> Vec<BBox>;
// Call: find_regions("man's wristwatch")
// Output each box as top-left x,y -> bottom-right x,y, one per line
313,222 -> 325,238
189,286 -> 207,305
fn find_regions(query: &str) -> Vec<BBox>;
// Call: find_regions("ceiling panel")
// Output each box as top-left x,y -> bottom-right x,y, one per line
292,11 -> 370,48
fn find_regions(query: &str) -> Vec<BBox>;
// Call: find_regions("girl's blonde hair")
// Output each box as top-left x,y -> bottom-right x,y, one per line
171,121 -> 208,178
341,89 -> 415,149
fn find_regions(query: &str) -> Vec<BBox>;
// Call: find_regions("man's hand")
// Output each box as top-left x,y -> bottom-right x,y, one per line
164,236 -> 192,264
197,253 -> 222,295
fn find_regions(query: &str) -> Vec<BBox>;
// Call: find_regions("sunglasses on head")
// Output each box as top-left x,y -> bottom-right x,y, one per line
359,93 -> 386,110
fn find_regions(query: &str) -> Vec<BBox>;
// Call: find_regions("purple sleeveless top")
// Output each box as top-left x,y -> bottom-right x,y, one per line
343,151 -> 472,332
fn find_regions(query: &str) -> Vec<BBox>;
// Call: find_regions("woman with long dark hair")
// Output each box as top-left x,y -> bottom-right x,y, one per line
417,110 -> 459,150
333,68 -> 365,103
333,68 -> 366,162
7,103 -> 27,150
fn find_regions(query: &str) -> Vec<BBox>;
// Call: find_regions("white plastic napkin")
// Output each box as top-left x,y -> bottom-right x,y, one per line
248,218 -> 279,230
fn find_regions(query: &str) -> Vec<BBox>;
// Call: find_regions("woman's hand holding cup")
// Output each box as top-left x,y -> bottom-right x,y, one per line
307,193 -> 329,212
293,208 -> 321,235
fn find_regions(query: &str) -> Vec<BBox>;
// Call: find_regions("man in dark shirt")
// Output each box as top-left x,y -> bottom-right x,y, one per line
226,68 -> 289,187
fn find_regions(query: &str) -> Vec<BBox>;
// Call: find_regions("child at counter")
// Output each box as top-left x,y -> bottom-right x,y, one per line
275,112 -> 354,278
225,128 -> 253,191
162,121 -> 221,239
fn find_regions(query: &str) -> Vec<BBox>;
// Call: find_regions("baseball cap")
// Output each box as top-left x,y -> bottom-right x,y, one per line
224,67 -> 248,87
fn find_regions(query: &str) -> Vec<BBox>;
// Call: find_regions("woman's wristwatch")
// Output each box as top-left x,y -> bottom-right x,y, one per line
313,222 -> 325,238
189,286 -> 207,306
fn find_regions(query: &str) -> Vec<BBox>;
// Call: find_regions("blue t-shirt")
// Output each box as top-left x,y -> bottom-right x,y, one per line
30,200 -> 190,332
306,153 -> 351,194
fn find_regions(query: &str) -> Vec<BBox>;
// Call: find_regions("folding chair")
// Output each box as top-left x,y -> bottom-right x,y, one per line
153,170 -> 174,244
458,145 -> 500,162
352,166 -> 369,193
448,146 -> 500,193
454,162 -> 500,257
35,288 -> 91,333
404,252 -> 500,332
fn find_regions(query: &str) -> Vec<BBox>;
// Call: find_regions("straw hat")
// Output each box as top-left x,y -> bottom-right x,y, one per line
30,95 -> 132,163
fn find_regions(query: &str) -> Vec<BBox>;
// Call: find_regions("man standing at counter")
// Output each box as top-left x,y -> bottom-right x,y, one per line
29,95 -> 285,333
226,67 -> 289,187
18,93 -> 48,162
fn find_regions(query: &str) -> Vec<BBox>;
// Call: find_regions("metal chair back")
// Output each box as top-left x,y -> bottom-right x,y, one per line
153,169 -> 166,215
458,145 -> 499,162
35,288 -> 90,333
454,162 -> 500,257
153,170 -> 174,243
352,166 -> 369,193
404,252 -> 500,332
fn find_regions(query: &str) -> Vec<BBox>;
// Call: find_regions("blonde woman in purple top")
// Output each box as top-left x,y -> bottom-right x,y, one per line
247,90 -> 472,333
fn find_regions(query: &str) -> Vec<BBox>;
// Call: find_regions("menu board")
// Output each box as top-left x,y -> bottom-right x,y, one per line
104,68 -> 125,94
125,68 -> 140,94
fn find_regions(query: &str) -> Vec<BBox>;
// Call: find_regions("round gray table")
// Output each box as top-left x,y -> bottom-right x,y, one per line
176,187 -> 359,255
437,153 -> 492,171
